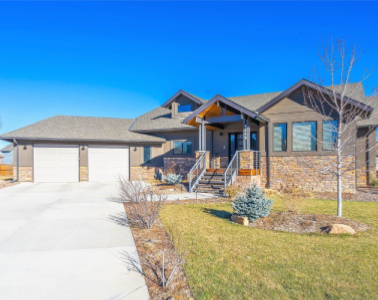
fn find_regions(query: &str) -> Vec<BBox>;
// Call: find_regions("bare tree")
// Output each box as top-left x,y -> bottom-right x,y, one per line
118,177 -> 167,229
298,38 -> 377,217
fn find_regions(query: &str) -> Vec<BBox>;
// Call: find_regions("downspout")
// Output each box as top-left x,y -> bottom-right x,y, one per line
12,139 -> 19,182
266,121 -> 271,188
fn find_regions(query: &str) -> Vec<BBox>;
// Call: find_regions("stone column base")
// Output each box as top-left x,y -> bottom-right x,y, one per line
13,167 -> 33,182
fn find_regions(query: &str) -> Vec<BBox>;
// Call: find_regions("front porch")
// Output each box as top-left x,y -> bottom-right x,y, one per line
183,95 -> 270,193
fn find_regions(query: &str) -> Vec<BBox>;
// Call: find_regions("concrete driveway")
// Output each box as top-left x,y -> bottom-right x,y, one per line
0,182 -> 149,300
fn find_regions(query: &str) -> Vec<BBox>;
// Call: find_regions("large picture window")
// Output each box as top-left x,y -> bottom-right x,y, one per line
323,120 -> 338,151
292,121 -> 317,152
173,141 -> 192,154
143,146 -> 151,163
273,123 -> 287,152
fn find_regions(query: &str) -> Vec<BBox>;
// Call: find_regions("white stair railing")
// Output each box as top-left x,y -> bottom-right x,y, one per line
188,151 -> 208,192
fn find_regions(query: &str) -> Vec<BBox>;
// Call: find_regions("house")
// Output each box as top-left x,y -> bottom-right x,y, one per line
0,144 -> 14,165
0,79 -> 376,193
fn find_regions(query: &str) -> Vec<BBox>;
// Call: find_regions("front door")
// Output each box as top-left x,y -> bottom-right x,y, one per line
229,132 -> 244,161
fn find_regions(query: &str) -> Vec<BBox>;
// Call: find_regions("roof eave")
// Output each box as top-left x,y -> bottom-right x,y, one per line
0,136 -> 166,144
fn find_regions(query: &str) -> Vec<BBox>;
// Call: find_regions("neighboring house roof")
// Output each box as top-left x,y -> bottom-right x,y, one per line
0,115 -> 166,143
130,106 -> 196,132
1,144 -> 13,152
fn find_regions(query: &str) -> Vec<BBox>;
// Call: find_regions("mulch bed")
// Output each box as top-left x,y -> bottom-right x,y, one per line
150,181 -> 189,194
0,180 -> 18,190
249,211 -> 371,234
124,203 -> 193,300
313,190 -> 378,202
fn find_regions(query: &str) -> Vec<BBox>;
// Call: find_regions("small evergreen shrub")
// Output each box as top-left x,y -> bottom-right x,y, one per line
370,176 -> 378,188
163,173 -> 183,186
232,183 -> 273,222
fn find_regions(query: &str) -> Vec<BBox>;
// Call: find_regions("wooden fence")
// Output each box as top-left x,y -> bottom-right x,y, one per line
0,164 -> 13,177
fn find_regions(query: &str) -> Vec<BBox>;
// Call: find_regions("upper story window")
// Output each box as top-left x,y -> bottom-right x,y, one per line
273,123 -> 287,152
143,146 -> 151,163
292,121 -> 317,152
177,104 -> 192,113
173,141 -> 192,155
323,120 -> 338,151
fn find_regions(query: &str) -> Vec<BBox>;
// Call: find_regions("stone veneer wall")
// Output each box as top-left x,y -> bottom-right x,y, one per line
164,157 -> 197,179
79,167 -> 88,182
13,167 -> 33,182
260,156 -> 357,193
130,166 -> 162,181
233,175 -> 261,189
210,156 -> 228,169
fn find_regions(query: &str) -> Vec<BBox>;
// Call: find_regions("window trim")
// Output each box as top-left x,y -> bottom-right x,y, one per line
272,122 -> 287,152
173,140 -> 193,155
292,121 -> 318,152
322,120 -> 338,151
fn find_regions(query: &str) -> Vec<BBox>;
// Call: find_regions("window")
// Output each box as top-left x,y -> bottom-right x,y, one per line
292,121 -> 317,152
143,146 -> 151,163
323,120 -> 338,151
173,141 -> 192,154
177,104 -> 192,113
251,131 -> 258,151
273,123 -> 287,152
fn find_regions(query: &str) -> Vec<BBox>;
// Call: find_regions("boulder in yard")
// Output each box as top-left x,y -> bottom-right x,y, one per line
231,214 -> 249,226
323,224 -> 356,235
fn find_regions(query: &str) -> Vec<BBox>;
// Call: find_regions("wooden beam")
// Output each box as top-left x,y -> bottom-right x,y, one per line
205,115 -> 242,124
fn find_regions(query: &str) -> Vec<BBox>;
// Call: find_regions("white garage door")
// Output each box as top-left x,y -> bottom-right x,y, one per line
88,146 -> 129,182
34,145 -> 79,183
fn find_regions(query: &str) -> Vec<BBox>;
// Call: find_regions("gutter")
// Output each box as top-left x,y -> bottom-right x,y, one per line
12,139 -> 19,183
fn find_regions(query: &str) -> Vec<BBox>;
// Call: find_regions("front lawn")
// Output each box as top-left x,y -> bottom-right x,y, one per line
160,198 -> 378,299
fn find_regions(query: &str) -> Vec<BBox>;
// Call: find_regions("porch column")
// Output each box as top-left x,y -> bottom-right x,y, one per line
202,118 -> 206,151
198,123 -> 202,151
243,116 -> 250,150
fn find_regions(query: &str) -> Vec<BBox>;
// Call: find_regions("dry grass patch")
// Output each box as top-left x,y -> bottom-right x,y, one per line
160,198 -> 378,300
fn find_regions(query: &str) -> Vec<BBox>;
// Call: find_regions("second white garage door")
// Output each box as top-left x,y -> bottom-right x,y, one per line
88,146 -> 129,182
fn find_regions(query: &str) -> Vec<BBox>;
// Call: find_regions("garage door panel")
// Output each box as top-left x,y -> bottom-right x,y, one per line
88,146 -> 129,182
34,145 -> 79,183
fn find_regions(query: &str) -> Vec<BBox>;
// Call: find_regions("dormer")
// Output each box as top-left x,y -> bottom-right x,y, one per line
162,90 -> 205,119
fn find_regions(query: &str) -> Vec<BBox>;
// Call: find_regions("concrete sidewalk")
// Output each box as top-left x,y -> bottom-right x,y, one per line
0,182 -> 149,300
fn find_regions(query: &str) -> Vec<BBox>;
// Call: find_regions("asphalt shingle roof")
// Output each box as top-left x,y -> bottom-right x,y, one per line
130,106 -> 196,132
0,116 -> 166,143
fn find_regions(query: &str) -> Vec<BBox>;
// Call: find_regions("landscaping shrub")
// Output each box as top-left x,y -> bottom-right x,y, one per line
163,173 -> 183,186
232,183 -> 273,222
370,176 -> 378,188
118,176 -> 167,229
225,185 -> 242,199
278,183 -> 312,213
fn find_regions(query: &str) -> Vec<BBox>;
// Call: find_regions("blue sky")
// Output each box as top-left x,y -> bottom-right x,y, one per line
0,1 -> 377,149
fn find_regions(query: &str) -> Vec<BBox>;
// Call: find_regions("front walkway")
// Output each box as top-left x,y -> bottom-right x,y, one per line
0,182 -> 149,300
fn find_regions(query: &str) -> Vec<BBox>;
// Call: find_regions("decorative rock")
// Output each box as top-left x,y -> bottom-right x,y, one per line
231,214 -> 249,226
323,224 -> 356,235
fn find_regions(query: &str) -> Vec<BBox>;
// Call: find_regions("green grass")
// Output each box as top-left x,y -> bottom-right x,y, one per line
160,198 -> 378,300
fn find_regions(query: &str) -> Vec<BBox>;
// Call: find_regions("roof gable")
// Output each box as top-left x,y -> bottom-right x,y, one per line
161,90 -> 206,108
256,79 -> 372,114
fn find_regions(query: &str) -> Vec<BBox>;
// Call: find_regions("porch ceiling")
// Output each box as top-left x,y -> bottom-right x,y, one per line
187,102 -> 236,130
